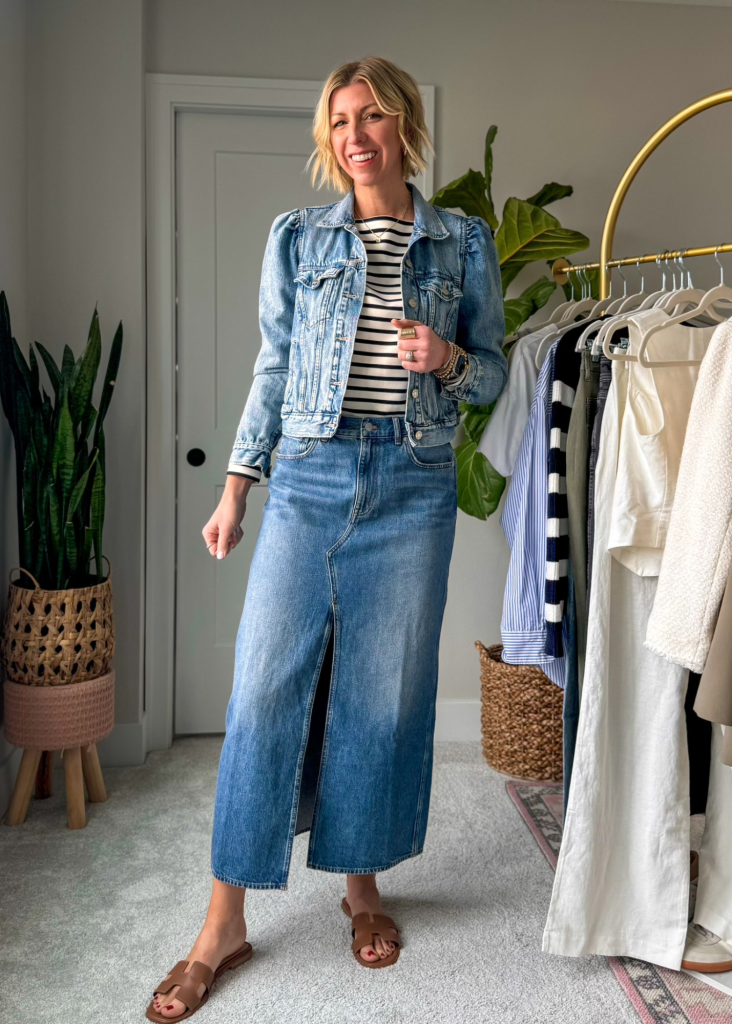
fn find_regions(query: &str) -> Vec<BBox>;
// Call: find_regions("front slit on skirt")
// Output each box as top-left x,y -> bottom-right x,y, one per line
210,414 -> 458,889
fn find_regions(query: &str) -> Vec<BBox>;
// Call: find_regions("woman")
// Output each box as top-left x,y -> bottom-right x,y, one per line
147,55 -> 506,1021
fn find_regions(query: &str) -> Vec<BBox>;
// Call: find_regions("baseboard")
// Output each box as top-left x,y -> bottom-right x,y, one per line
434,699 -> 481,741
96,718 -> 148,767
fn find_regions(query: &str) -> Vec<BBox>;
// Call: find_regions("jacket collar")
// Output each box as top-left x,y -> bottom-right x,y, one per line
315,180 -> 449,240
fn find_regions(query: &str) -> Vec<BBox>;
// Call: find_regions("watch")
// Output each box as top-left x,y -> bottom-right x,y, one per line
451,348 -> 468,380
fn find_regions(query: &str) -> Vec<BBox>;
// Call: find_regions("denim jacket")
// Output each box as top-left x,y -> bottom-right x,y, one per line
228,181 -> 507,479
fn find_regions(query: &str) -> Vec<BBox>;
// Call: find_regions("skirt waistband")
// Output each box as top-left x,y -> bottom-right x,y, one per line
332,415 -> 405,443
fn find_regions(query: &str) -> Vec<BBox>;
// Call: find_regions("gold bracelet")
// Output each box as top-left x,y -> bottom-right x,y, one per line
434,342 -> 466,380
433,342 -> 458,378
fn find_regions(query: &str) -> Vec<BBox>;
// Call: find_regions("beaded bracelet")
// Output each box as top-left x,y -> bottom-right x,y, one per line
433,341 -> 467,381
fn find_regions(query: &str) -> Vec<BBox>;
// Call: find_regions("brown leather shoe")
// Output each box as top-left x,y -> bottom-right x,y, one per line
145,942 -> 253,1021
342,897 -> 401,968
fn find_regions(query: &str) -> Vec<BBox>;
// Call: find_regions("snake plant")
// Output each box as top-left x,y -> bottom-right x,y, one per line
0,291 -> 123,589
430,125 -> 590,520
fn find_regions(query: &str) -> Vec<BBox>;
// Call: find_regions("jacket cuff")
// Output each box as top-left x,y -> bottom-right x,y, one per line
228,444 -> 272,479
435,350 -> 482,401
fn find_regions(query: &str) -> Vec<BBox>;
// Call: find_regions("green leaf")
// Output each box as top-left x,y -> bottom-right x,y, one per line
461,400 -> 497,446
35,341 -> 62,399
430,169 -> 495,226
52,391 -> 76,506
47,480 -> 62,552
11,336 -> 34,403
70,309 -> 102,427
12,387 -> 33,508
503,275 -> 557,335
22,437 -> 38,536
64,519 -> 77,581
80,403 -> 98,445
481,126 -> 499,231
29,344 -> 40,400
90,427 -> 106,582
455,440 -> 506,520
61,343 -> 76,381
83,526 -> 94,571
524,183 -> 573,209
0,293 -> 18,432
67,449 -> 98,520
495,197 -> 589,292
94,321 -> 122,444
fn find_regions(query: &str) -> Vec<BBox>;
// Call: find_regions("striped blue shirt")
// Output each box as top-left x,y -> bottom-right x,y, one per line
499,340 -> 567,688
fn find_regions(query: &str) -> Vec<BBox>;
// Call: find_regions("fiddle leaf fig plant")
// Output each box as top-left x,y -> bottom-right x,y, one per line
430,125 -> 590,520
0,291 -> 123,590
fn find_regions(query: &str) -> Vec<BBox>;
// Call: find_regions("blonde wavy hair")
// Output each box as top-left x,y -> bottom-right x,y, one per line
307,56 -> 434,193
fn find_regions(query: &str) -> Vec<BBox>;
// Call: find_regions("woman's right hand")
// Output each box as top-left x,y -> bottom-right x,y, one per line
202,476 -> 253,559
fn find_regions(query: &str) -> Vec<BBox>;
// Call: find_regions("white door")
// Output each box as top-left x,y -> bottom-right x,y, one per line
174,110 -> 341,733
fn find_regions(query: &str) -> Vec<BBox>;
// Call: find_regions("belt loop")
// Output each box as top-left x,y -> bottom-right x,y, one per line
392,416 -> 402,445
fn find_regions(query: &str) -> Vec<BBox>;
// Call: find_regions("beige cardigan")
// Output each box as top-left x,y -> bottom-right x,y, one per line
645,319 -> 732,673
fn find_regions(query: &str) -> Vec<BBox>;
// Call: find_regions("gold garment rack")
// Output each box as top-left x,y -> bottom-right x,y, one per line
551,88 -> 732,300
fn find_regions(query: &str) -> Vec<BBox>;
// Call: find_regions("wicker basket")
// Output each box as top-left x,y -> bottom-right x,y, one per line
0,558 -> 115,686
475,640 -> 563,781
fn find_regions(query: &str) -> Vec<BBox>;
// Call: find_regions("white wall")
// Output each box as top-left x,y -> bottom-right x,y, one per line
0,0 -> 29,814
146,0 -> 732,721
26,0 -> 146,731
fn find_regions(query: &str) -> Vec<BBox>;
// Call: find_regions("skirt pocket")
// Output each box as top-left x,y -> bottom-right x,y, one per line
276,434 -> 321,460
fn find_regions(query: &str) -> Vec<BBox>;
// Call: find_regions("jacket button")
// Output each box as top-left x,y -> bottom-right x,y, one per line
405,259 -> 412,268
408,298 -> 417,309
412,389 -> 419,398
415,430 -> 423,439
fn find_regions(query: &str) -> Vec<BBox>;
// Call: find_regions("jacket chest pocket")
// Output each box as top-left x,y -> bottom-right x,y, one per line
415,276 -> 463,338
294,265 -> 346,330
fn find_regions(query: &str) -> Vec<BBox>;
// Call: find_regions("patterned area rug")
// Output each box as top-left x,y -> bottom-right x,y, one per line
507,780 -> 732,1023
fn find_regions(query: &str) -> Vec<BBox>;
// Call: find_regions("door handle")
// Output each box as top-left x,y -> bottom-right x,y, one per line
186,448 -> 206,466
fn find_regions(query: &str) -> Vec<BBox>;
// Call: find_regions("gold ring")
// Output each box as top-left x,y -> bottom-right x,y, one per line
398,327 -> 417,340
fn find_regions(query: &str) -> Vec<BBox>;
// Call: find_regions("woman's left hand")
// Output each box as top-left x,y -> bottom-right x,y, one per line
391,318 -> 451,374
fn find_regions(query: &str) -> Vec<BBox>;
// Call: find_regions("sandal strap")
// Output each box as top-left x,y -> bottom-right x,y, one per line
153,959 -> 215,1011
351,911 -> 400,953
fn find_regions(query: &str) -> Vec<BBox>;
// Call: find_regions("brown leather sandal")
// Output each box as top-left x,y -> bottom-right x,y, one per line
341,897 -> 401,968
145,941 -> 253,1022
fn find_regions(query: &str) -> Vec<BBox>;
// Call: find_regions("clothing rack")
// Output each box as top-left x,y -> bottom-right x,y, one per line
550,88 -> 732,299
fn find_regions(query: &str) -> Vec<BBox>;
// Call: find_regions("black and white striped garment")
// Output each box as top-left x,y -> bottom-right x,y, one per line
340,216 -> 414,416
544,330 -> 582,657
227,216 -> 414,483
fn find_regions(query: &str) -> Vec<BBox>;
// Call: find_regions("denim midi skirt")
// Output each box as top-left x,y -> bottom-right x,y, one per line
210,415 -> 458,889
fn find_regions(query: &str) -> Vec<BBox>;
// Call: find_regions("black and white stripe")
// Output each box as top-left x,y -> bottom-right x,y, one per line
341,216 -> 413,416
544,335 -> 582,657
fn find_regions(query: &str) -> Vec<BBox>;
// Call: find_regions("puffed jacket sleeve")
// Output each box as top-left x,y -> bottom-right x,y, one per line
227,207 -> 301,480
437,214 -> 508,406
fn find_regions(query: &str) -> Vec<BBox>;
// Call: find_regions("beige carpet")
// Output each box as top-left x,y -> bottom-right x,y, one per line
0,738 -> 639,1024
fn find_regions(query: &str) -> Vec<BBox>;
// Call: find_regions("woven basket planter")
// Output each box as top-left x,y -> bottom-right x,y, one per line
475,641 -> 563,781
0,558 -> 115,686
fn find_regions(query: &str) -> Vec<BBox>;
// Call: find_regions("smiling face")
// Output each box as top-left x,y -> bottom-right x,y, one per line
329,79 -> 404,186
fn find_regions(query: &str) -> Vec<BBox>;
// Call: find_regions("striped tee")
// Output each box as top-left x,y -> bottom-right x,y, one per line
227,215 -> 414,483
340,216 -> 413,416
